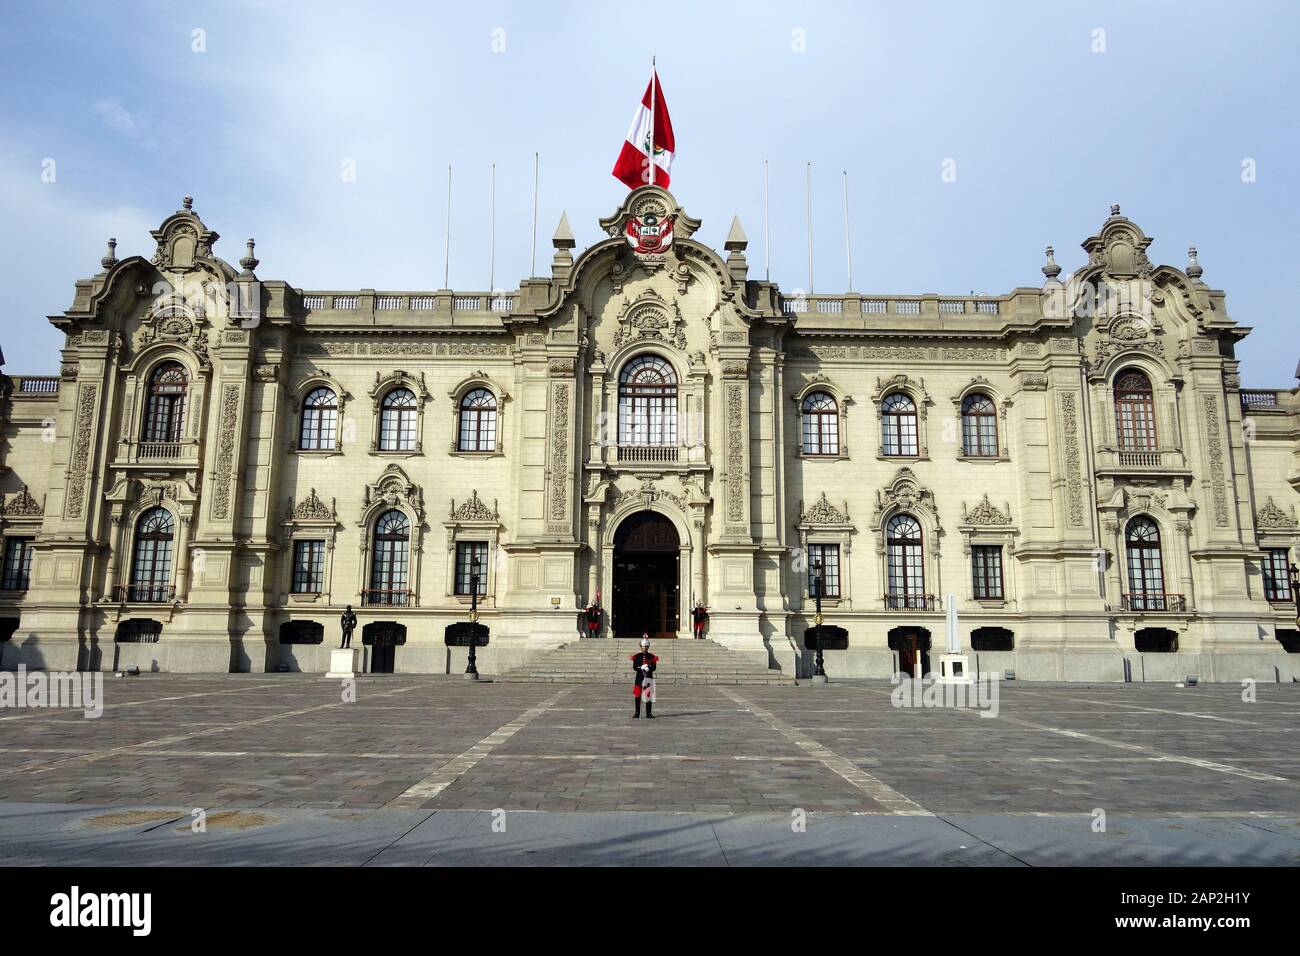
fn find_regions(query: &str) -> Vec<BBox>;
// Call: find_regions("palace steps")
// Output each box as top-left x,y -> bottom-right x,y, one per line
498,639 -> 793,684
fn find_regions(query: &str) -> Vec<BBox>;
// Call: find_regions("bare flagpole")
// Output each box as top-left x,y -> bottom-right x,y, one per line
806,161 -> 814,295
489,162 -> 496,291
649,55 -> 657,187
530,152 -> 539,277
443,165 -> 452,290
763,159 -> 770,282
842,169 -> 853,293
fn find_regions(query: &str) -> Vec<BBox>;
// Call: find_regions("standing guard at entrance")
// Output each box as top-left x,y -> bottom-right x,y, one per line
690,601 -> 708,639
631,635 -> 658,718
585,593 -> 604,638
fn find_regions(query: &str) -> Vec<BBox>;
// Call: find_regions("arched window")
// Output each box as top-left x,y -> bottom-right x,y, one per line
960,393 -> 998,457
367,510 -> 411,606
886,514 -> 927,609
129,507 -> 174,602
881,393 -> 918,456
618,355 -> 678,447
379,388 -> 418,451
1125,516 -> 1167,610
801,392 -> 839,455
458,388 -> 498,452
142,362 -> 188,444
299,387 -> 338,450
1114,370 -> 1157,451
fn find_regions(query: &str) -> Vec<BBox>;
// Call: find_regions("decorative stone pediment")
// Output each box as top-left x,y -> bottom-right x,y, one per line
960,494 -> 1012,527
1081,209 -> 1155,281
799,492 -> 851,527
149,196 -> 221,274
873,468 -> 939,527
615,476 -> 688,513
361,464 -> 424,524
1,485 -> 44,518
288,488 -> 336,522
613,288 -> 687,351
449,490 -> 499,523
1256,496 -> 1298,531
599,186 -> 701,243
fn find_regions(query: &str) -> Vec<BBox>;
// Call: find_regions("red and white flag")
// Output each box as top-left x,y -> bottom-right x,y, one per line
612,68 -> 675,191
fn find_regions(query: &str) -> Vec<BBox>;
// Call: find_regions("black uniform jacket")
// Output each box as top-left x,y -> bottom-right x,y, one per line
630,651 -> 659,685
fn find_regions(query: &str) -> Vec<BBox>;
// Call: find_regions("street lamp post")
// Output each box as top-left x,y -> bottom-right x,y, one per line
1289,562 -> 1300,629
812,559 -> 827,682
466,555 -> 481,680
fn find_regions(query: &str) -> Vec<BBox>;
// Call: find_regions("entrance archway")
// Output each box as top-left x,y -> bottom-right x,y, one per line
612,511 -> 680,638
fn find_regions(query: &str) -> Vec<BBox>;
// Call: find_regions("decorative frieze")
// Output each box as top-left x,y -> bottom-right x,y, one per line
211,384 -> 241,520
548,382 -> 571,526
65,384 -> 98,519
1059,392 -> 1084,526
799,492 -> 850,525
1254,496 -> 1296,531
2,485 -> 44,517
725,383 -> 745,524
450,490 -> 499,522
1202,393 -> 1230,527
289,488 -> 336,521
961,494 -> 1012,527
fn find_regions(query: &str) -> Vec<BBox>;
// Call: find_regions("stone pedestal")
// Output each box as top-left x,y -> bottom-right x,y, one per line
325,647 -> 361,679
937,654 -> 971,684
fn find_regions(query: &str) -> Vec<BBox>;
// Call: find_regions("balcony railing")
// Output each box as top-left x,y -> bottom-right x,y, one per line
113,584 -> 176,603
16,376 -> 60,395
885,593 -> 939,611
137,441 -> 183,460
616,444 -> 681,464
1097,447 -> 1186,472
1121,593 -> 1187,612
1240,390 -> 1282,409
362,589 -> 414,607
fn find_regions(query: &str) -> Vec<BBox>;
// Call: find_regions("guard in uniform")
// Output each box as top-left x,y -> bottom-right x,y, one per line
690,602 -> 708,639
631,635 -> 658,718
585,598 -> 604,638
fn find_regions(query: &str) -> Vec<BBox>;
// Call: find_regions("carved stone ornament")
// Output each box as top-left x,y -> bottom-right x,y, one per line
1255,496 -> 1298,531
613,288 -> 688,351
289,488 -> 336,522
450,490 -> 499,522
2,485 -> 45,517
961,494 -> 1012,527
799,492 -> 850,526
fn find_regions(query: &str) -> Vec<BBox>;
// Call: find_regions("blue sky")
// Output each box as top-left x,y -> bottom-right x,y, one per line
2,1 -> 1297,383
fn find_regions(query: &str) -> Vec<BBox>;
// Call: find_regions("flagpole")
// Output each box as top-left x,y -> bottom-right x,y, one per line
806,162 -> 814,295
649,55 -> 657,187
763,159 -> 770,282
530,152 -> 539,278
443,164 -> 452,290
489,162 -> 496,291
842,169 -> 853,293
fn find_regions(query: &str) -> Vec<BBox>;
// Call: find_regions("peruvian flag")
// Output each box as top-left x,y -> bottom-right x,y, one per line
611,68 -> 675,191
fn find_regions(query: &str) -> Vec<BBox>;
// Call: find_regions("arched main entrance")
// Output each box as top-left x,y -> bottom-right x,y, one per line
612,512 -> 680,639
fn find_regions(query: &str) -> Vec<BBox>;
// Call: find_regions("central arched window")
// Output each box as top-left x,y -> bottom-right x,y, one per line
960,393 -> 998,457
801,391 -> 839,455
886,514 -> 926,608
618,355 -> 678,447
142,362 -> 188,444
300,387 -> 338,450
458,388 -> 498,452
1125,516 -> 1166,610
368,510 -> 410,606
881,393 -> 918,456
379,388 -> 418,451
130,507 -> 175,602
1114,369 -> 1157,451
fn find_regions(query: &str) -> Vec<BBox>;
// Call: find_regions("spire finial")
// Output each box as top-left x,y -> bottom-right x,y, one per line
1042,244 -> 1061,281
100,237 -> 118,271
182,195 -> 194,211
1186,246 -> 1203,280
239,238 -> 260,275
1109,203 -> 1121,217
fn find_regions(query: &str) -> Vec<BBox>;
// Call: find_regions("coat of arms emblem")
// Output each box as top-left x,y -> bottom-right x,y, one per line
624,211 -> 675,256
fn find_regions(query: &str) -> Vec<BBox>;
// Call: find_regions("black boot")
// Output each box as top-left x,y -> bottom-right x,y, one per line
633,697 -> 641,719
646,702 -> 655,719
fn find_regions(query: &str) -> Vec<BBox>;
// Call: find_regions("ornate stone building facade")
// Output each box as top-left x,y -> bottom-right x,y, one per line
1,189 -> 1297,680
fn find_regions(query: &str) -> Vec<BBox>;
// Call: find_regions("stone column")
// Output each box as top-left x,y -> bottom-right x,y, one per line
174,512 -> 193,600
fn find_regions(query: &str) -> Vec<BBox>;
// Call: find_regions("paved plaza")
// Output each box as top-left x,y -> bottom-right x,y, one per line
0,674 -> 1297,865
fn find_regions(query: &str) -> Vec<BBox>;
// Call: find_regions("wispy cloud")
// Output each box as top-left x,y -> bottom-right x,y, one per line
93,97 -> 143,136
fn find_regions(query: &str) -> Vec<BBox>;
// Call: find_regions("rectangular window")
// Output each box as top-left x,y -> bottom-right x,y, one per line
972,546 -> 1004,600
455,541 -> 489,596
1263,548 -> 1292,602
2,537 -> 34,591
806,543 -> 841,598
291,540 -> 325,594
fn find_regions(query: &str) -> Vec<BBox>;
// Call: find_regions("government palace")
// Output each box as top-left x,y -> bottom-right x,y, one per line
1,187 -> 1297,681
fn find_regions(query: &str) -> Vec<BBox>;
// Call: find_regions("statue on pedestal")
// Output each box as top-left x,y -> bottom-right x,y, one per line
340,605 -> 357,649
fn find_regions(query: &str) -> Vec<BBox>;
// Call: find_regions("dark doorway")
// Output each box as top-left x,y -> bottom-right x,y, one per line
1134,627 -> 1178,653
888,627 -> 932,677
612,511 -> 680,638
363,621 -> 406,673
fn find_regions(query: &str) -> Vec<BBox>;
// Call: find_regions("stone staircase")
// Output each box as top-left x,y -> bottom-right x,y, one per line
498,639 -> 794,684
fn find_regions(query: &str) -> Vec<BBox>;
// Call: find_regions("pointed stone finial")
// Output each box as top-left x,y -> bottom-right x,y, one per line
239,238 -> 260,274
182,195 -> 194,212
552,212 -> 575,250
1186,246 -> 1203,281
1042,244 -> 1061,281
100,237 -> 118,271
1109,203 -> 1121,217
724,216 -> 748,252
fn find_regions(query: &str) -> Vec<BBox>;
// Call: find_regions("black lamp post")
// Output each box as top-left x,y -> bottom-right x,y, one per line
465,555 -> 481,680
811,559 -> 827,681
1289,562 -> 1300,629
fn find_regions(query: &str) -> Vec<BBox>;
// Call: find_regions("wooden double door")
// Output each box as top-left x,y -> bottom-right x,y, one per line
612,512 -> 680,639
